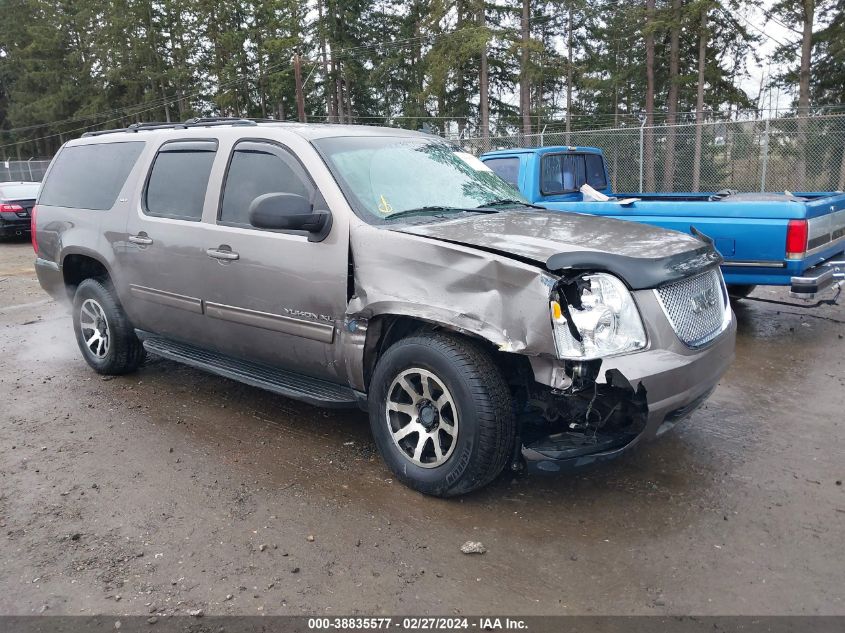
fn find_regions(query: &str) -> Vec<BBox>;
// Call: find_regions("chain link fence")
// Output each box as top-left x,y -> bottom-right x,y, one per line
457,114 -> 845,193
0,159 -> 51,183
6,114 -> 845,193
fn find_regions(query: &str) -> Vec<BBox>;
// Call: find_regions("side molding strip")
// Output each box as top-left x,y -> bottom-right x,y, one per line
722,260 -> 786,268
129,284 -> 203,313
204,302 -> 335,343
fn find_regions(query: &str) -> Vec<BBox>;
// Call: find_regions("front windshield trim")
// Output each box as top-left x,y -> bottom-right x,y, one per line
311,135 -> 529,226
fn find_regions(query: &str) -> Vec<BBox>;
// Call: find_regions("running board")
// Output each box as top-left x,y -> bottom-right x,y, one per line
139,334 -> 361,408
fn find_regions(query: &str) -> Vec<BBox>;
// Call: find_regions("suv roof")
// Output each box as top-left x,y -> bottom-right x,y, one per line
81,117 -> 429,142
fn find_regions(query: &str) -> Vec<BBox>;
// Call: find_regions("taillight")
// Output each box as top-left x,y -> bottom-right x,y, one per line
785,219 -> 808,260
31,205 -> 38,254
0,203 -> 24,214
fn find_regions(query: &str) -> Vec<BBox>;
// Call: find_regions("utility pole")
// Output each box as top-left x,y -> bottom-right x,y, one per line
294,52 -> 307,123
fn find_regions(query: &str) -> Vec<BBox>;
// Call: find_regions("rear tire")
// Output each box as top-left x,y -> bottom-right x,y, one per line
727,284 -> 756,300
72,278 -> 145,375
368,332 -> 514,497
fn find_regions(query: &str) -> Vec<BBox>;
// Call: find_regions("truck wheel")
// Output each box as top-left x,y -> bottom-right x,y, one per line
368,332 -> 514,497
72,278 -> 145,375
727,284 -> 756,300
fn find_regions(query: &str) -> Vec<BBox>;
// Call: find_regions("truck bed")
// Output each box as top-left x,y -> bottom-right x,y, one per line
480,146 -> 845,296
539,191 -> 845,287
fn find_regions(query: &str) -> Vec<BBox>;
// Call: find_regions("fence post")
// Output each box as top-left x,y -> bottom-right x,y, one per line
540,124 -> 546,147
27,157 -> 34,181
639,118 -> 646,192
760,118 -> 770,193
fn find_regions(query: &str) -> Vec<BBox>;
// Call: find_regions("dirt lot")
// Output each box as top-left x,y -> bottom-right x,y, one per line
0,239 -> 843,616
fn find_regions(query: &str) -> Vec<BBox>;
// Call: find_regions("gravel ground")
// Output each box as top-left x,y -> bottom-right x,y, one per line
0,240 -> 843,616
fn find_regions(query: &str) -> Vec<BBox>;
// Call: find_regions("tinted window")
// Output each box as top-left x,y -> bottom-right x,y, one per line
39,142 -> 145,210
585,153 -> 607,189
484,157 -> 520,186
145,141 -> 217,221
541,153 -> 607,194
220,144 -> 311,227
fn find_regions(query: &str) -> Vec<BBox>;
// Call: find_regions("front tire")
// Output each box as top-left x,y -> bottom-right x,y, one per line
72,278 -> 145,375
368,333 -> 514,497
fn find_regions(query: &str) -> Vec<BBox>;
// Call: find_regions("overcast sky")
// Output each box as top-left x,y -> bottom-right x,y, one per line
737,1 -> 804,113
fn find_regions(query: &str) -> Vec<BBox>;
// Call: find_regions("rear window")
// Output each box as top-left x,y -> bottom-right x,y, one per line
39,142 -> 145,210
541,153 -> 607,194
483,157 -> 520,186
0,183 -> 40,200
144,140 -> 217,221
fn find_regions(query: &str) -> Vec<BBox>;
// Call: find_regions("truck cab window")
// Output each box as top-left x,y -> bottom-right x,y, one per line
483,157 -> 520,187
541,153 -> 606,194
585,154 -> 608,189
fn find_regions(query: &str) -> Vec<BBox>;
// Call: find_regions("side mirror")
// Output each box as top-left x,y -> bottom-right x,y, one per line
248,193 -> 329,234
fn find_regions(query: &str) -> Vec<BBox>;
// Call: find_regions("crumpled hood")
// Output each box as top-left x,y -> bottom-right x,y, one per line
392,210 -> 721,288
394,209 -> 703,262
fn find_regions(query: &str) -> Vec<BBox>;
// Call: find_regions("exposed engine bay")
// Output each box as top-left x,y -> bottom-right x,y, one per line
511,273 -> 651,470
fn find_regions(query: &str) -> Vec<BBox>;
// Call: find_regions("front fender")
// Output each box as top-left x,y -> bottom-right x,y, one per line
348,223 -> 559,358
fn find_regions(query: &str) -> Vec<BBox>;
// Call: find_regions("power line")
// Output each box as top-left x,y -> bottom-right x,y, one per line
717,3 -> 795,49
1,10 -> 566,140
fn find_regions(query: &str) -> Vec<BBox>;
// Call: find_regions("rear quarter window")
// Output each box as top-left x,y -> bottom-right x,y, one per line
39,142 -> 145,210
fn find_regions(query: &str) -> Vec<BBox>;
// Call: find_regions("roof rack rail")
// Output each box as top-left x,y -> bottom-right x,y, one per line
82,121 -> 188,137
81,117 -> 271,138
183,116 -> 256,125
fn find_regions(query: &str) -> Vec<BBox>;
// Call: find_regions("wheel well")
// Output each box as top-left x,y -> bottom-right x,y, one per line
361,315 -> 530,391
62,254 -> 109,298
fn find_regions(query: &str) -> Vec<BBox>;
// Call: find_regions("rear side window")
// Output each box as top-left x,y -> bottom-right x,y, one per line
541,153 -> 607,194
219,142 -> 312,228
483,157 -> 520,187
144,140 -> 217,221
39,142 -> 145,210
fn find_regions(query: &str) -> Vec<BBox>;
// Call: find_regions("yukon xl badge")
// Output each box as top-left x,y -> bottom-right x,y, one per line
690,287 -> 718,314
283,308 -> 334,323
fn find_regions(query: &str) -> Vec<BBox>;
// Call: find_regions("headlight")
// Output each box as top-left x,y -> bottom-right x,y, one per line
551,273 -> 647,360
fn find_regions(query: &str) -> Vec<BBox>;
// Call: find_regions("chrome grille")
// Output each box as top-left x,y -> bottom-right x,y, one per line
656,269 -> 728,347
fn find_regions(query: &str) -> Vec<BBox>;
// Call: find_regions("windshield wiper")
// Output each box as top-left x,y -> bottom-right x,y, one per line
383,206 -> 497,221
478,198 -> 544,209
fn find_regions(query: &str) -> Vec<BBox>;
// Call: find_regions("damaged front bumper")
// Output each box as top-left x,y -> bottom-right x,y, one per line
521,290 -> 736,473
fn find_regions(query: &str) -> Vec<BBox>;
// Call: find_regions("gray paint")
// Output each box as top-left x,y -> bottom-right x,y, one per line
129,284 -> 203,313
34,122 -> 735,432
205,302 -> 335,343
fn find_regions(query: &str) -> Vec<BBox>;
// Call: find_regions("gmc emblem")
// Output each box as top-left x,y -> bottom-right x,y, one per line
690,287 -> 718,314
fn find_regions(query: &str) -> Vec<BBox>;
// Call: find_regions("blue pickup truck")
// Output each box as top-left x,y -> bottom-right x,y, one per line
480,146 -> 845,300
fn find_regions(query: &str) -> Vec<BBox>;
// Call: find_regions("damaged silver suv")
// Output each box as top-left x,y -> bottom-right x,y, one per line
34,119 -> 735,497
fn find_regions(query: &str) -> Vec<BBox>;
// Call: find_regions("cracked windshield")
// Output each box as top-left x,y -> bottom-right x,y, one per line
314,136 -> 528,223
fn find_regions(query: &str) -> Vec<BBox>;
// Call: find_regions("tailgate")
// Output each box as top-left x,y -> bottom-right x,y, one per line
805,193 -> 845,262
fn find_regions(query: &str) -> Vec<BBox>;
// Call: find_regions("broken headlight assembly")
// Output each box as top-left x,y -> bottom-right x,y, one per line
550,273 -> 647,360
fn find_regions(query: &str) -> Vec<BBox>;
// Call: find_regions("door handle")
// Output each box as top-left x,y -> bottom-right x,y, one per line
206,248 -> 239,261
129,234 -> 153,246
